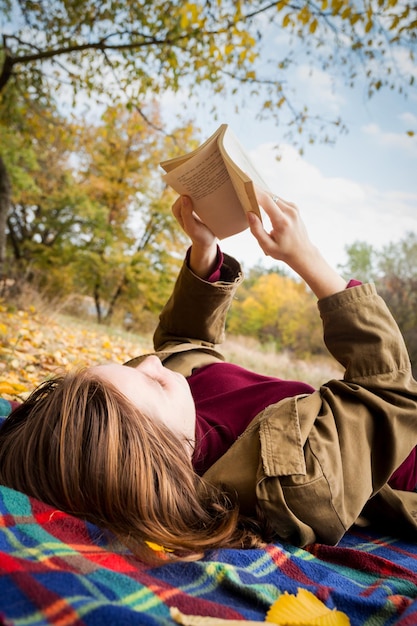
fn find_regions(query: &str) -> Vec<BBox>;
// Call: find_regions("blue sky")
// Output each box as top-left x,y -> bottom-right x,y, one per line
160,40 -> 417,274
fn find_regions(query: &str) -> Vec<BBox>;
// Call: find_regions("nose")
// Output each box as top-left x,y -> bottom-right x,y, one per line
135,355 -> 163,373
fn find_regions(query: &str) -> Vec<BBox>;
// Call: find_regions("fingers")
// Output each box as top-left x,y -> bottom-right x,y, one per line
248,190 -> 288,257
171,195 -> 216,247
247,211 -> 272,255
172,195 -> 194,230
179,196 -> 195,232
249,188 -> 309,264
171,195 -> 184,227
256,188 -> 297,223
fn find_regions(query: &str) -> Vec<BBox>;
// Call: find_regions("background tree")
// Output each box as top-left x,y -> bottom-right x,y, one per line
337,241 -> 377,283
0,154 -> 10,284
2,91 -> 85,284
342,232 -> 417,375
375,233 -> 417,376
73,103 -> 191,324
1,0 -> 415,133
228,270 -> 324,356
1,0 -> 416,277
2,93 -> 194,326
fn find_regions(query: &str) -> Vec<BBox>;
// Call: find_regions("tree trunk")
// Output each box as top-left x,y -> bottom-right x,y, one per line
94,280 -> 103,323
104,274 -> 127,323
0,155 -> 12,280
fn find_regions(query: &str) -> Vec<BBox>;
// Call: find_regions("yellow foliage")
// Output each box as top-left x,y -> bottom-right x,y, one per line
298,6 -> 311,24
224,43 -> 234,56
309,19 -> 318,33
227,272 -> 323,357
179,3 -> 202,29
276,0 -> 290,11
331,0 -> 343,14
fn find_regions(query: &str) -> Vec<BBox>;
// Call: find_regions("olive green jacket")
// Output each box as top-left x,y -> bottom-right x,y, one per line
126,254 -> 417,546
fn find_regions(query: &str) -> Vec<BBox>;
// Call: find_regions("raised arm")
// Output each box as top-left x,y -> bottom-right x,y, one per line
248,190 -> 347,300
153,195 -> 242,351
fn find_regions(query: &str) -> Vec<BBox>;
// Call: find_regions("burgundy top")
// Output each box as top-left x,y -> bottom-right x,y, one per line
189,361 -> 417,490
190,362 -> 314,474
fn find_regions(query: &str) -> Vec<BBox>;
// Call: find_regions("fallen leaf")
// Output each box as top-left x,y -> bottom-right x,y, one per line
0,381 -> 28,395
266,589 -> 350,625
0,304 -> 149,400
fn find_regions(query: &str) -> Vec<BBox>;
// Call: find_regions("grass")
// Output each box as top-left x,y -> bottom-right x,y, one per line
222,336 -> 342,388
0,301 -> 342,402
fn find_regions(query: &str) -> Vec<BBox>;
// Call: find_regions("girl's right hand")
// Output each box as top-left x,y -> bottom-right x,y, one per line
172,195 -> 216,250
248,189 -> 347,299
247,189 -> 314,269
172,195 -> 218,280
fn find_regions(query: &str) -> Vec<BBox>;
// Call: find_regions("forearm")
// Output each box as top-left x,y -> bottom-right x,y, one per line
153,253 -> 242,351
247,196 -> 347,299
288,244 -> 347,300
188,241 -> 219,280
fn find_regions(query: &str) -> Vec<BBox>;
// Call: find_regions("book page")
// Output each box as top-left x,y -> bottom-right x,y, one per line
165,145 -> 230,200
221,128 -> 271,193
160,126 -> 224,172
162,138 -> 249,238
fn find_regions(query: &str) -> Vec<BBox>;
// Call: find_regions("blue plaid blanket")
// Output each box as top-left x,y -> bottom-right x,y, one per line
0,483 -> 416,625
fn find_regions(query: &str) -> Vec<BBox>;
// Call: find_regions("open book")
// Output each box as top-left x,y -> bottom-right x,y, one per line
160,124 -> 272,239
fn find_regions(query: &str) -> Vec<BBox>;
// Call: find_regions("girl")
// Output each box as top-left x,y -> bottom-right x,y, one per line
1,190 -> 417,564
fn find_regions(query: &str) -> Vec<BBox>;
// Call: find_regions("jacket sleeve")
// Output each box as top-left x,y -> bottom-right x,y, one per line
153,253 -> 243,351
319,282 -> 413,382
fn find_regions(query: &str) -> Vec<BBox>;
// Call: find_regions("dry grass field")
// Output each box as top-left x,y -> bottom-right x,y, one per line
0,302 -> 343,403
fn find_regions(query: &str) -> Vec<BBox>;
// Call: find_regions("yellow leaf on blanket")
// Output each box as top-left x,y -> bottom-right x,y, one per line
266,588 -> 350,625
145,541 -> 173,553
170,607 -> 265,625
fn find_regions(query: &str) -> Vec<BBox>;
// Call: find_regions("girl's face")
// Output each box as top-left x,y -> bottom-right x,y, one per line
91,356 -> 196,453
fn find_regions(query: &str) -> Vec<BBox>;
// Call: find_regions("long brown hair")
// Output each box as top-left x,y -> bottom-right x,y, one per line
0,370 -> 263,563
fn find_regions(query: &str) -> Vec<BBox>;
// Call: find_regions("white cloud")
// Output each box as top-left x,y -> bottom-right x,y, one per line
392,48 -> 417,81
220,142 -> 417,271
361,122 -> 417,157
294,65 -> 345,115
399,111 -> 417,126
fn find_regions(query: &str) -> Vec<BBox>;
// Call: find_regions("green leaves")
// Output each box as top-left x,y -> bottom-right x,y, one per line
1,0 -> 416,146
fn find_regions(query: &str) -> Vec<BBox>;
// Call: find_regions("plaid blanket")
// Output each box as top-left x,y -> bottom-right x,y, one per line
1,485 -> 417,626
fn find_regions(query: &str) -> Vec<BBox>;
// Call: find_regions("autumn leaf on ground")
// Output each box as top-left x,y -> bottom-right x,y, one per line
0,304 -> 150,401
